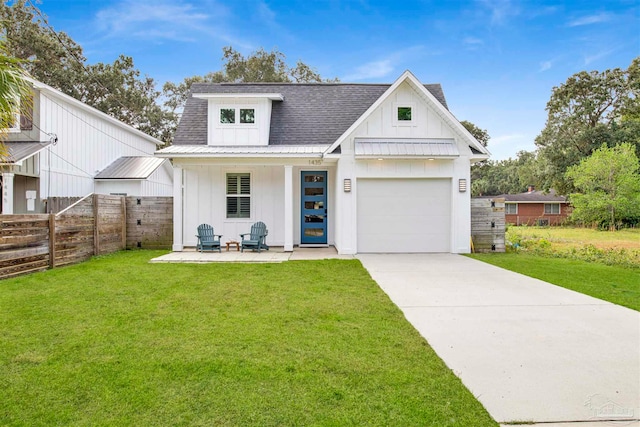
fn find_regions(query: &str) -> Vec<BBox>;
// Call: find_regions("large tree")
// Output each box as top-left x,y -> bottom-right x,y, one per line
470,152 -> 541,196
163,46 -> 336,116
535,57 -> 640,193
463,118 -> 545,197
461,120 -> 489,147
566,143 -> 640,229
0,0 -> 175,142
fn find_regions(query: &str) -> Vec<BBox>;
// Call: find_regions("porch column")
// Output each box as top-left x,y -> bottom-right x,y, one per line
2,172 -> 14,214
172,166 -> 183,251
284,165 -> 294,252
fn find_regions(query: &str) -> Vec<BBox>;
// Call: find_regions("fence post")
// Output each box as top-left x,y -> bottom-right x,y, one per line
49,213 -> 56,269
121,196 -> 127,250
93,195 -> 99,256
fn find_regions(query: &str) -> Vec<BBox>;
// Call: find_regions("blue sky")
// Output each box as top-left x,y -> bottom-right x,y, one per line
36,0 -> 639,160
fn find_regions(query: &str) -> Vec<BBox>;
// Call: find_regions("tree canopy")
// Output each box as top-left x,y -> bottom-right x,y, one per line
566,143 -> 640,229
1,1 -> 336,144
535,57 -> 640,193
162,46 -> 337,116
0,39 -> 32,159
1,0 -> 176,143
461,120 -> 489,147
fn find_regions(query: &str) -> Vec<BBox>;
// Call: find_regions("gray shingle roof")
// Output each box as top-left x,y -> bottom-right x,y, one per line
173,83 -> 448,146
499,189 -> 567,203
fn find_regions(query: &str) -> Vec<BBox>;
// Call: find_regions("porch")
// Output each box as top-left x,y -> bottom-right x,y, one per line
149,246 -> 353,263
171,160 -> 337,253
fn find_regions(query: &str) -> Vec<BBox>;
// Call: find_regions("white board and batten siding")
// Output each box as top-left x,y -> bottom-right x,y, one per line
140,163 -> 173,196
182,165 -> 285,247
350,81 -> 456,141
207,98 -> 272,146
180,163 -> 336,248
37,90 -> 161,199
334,80 -> 472,254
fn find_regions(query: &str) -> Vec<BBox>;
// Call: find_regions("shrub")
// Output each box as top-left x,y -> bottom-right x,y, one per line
504,227 -> 639,268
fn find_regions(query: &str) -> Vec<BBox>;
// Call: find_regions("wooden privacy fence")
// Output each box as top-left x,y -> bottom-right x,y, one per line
471,197 -> 506,253
0,195 -> 173,279
126,197 -> 173,249
45,197 -> 83,214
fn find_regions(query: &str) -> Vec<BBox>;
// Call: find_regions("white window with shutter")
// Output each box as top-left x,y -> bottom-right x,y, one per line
226,173 -> 251,218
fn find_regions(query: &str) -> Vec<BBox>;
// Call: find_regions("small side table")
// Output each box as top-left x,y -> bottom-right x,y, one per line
226,241 -> 240,252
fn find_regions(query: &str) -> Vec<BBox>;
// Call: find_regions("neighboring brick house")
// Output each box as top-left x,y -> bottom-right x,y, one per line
500,187 -> 570,226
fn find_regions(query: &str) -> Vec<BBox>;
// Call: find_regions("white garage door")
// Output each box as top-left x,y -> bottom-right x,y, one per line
357,178 -> 451,253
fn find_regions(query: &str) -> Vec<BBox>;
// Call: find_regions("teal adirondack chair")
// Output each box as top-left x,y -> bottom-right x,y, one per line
196,224 -> 222,252
240,222 -> 269,252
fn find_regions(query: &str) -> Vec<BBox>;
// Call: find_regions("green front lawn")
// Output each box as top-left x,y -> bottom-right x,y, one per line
468,253 -> 640,311
1,251 -> 496,426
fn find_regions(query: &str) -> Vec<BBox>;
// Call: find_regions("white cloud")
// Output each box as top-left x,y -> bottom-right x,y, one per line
343,59 -> 394,81
256,1 -> 277,27
94,0 -> 250,47
490,133 -> 526,146
342,46 -> 426,81
252,1 -> 294,42
463,36 -> 484,46
476,0 -> 519,26
539,60 -> 552,72
567,13 -> 611,27
584,49 -> 616,65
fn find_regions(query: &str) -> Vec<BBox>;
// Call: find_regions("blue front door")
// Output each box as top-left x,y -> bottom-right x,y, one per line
301,171 -> 327,244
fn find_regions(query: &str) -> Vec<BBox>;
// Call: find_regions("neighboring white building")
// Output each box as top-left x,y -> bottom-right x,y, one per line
156,71 -> 490,254
1,78 -> 172,214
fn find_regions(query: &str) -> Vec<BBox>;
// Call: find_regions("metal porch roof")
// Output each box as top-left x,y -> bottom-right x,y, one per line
354,138 -> 459,158
2,141 -> 52,164
94,156 -> 166,180
155,144 -> 330,157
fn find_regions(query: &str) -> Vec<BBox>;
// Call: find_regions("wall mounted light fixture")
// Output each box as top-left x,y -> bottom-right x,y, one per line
459,179 -> 467,192
344,179 -> 352,192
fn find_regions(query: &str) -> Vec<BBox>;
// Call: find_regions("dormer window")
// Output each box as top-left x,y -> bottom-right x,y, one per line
240,109 -> 254,124
219,108 -> 256,125
220,108 -> 235,124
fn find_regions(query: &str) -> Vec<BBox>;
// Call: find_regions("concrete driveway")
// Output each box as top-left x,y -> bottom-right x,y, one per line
357,254 -> 640,426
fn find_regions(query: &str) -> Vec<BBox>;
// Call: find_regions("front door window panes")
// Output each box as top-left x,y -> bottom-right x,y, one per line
304,175 -> 324,183
304,187 -> 324,196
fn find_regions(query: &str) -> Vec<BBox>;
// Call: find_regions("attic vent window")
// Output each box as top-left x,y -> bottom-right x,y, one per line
397,106 -> 412,121
220,108 -> 235,124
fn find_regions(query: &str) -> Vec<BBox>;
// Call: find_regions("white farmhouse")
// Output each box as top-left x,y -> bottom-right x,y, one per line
157,71 -> 489,254
2,78 -> 172,214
